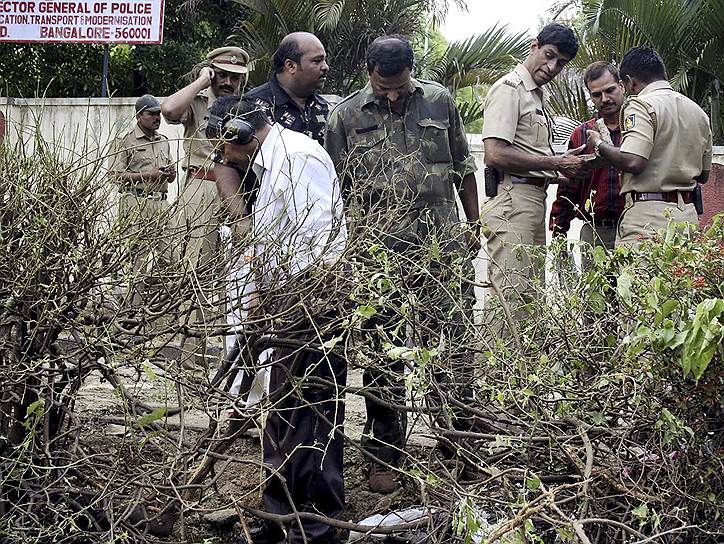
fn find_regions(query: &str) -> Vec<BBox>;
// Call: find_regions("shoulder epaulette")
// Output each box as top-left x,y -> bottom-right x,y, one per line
335,89 -> 362,107
502,71 -> 523,88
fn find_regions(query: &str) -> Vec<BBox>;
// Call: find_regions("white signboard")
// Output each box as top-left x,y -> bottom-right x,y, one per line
0,0 -> 164,44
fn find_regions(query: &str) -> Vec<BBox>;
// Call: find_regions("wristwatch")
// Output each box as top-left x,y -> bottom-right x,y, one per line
593,139 -> 604,157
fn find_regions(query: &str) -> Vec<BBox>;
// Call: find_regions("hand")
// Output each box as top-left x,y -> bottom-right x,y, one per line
555,146 -> 591,180
586,129 -> 602,149
197,66 -> 215,88
465,224 -> 482,254
159,165 -> 176,182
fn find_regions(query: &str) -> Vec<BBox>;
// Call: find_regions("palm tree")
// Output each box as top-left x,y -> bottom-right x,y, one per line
546,0 -> 724,140
420,24 -> 531,124
228,0 -> 530,124
230,0 -> 438,94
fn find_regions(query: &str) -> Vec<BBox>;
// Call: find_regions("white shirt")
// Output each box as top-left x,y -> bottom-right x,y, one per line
251,123 -> 347,288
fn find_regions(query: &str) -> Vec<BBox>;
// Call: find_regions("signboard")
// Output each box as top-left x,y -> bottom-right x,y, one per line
0,0 -> 164,44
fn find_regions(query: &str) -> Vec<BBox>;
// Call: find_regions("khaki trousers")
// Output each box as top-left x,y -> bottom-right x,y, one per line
482,179 -> 547,306
616,194 -> 698,248
118,193 -> 172,310
173,175 -> 225,370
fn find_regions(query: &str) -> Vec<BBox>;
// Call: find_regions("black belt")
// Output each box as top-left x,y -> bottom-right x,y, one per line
509,176 -> 547,188
631,191 -> 694,204
119,187 -> 167,200
594,217 -> 618,229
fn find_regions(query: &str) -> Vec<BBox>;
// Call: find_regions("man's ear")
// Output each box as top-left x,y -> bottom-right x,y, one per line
530,38 -> 539,52
284,58 -> 297,74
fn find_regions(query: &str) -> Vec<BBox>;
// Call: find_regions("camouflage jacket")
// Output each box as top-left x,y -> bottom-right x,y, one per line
324,78 -> 476,248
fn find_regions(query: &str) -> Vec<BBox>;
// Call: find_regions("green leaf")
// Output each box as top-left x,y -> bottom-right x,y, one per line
589,291 -> 605,314
525,474 -> 541,491
136,407 -> 167,428
355,305 -> 377,319
617,270 -> 633,304
322,335 -> 343,350
660,299 -> 679,319
632,503 -> 649,522
592,245 -> 607,265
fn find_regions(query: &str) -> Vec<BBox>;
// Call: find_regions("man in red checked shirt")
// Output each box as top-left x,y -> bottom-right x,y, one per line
550,62 -> 626,264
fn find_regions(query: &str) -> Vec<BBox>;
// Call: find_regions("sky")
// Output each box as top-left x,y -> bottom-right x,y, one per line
441,0 -> 557,42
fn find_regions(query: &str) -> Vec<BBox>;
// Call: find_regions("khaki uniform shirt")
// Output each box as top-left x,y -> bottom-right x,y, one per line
482,64 -> 556,179
166,88 -> 218,171
619,80 -> 713,194
109,124 -> 171,192
324,78 -> 477,248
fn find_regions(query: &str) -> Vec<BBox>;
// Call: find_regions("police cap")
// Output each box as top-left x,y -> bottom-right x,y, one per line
206,46 -> 250,74
135,94 -> 161,115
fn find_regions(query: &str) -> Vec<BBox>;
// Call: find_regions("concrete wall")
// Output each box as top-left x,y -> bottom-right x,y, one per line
1,96 -> 186,202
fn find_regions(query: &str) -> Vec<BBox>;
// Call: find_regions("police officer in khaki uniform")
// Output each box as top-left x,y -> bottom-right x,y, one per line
586,46 -> 712,247
161,46 -> 249,369
110,94 -> 175,308
325,35 -> 479,494
482,23 -> 589,310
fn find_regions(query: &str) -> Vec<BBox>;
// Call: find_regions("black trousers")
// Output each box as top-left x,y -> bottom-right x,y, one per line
359,250 -> 477,466
263,342 -> 346,543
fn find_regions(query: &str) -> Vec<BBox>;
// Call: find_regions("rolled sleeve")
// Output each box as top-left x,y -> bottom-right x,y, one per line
619,100 -> 655,159
164,103 -> 192,126
482,83 -> 519,144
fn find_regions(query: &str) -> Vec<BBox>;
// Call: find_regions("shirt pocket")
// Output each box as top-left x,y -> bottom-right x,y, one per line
524,112 -> 550,148
417,118 -> 451,163
130,146 -> 152,171
348,127 -> 387,173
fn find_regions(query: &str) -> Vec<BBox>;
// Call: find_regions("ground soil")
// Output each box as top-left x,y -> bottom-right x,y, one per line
74,340 -> 438,542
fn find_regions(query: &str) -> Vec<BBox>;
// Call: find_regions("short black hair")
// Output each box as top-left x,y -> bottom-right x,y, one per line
537,23 -> 579,59
583,61 -> 620,88
619,46 -> 667,84
366,35 -> 414,77
209,95 -> 270,130
272,35 -> 303,74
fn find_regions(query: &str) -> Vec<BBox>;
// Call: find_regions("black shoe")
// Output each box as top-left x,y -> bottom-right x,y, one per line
236,520 -> 285,544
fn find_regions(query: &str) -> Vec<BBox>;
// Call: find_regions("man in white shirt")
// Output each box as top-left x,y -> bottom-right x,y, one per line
211,96 -> 347,544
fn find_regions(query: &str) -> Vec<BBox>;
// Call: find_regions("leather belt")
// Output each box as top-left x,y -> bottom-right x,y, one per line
120,187 -> 167,200
187,166 -> 216,181
509,175 -> 547,188
631,191 -> 694,204
594,217 -> 618,228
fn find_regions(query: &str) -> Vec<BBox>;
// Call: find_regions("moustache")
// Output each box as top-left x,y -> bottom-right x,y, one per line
219,85 -> 234,93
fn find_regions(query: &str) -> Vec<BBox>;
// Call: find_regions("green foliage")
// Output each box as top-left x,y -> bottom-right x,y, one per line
231,0 -> 430,95
617,216 -> 724,382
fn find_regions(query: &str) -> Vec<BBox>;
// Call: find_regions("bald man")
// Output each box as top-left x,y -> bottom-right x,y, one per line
244,32 -> 330,145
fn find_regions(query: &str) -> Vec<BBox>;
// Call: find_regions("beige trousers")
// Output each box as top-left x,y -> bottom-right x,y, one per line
482,179 -> 547,305
616,194 -> 698,248
173,175 -> 225,369
118,193 -> 173,310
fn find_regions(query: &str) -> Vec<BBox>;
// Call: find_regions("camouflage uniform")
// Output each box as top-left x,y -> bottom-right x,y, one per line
325,78 -> 478,464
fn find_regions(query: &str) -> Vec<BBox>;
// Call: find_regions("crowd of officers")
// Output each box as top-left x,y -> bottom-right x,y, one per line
108,25 -> 713,544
